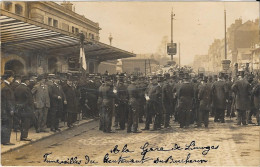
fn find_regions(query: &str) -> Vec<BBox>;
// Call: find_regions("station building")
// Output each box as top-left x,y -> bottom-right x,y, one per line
1,1 -> 135,75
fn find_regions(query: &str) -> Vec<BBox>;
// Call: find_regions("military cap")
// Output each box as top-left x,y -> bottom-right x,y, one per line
2,70 -> 14,80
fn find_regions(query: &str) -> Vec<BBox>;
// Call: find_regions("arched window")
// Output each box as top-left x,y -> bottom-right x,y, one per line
4,2 -> 12,11
15,4 -> 23,15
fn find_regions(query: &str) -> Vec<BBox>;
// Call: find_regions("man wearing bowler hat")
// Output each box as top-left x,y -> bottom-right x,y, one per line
14,75 -> 34,141
1,70 -> 15,145
211,72 -> 228,123
177,72 -> 194,128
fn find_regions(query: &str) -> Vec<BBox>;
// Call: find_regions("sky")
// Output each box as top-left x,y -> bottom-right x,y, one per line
72,1 -> 259,65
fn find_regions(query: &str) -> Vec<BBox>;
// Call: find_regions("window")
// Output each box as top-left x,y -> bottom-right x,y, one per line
48,18 -> 52,26
75,28 -> 79,34
62,23 -> 69,31
4,2 -> 12,11
53,19 -> 58,28
72,26 -> 75,33
92,34 -> 94,40
15,4 -> 23,15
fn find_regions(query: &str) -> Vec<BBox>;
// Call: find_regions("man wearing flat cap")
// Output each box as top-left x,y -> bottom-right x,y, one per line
1,70 -> 15,145
14,75 -> 34,141
162,73 -> 173,128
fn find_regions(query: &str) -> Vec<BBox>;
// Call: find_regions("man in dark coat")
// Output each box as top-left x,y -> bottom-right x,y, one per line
114,73 -> 128,130
162,73 -> 173,128
127,75 -> 141,133
47,75 -> 66,132
197,76 -> 212,128
212,72 -> 228,123
98,74 -> 114,133
62,79 -> 78,128
177,73 -> 194,128
14,76 -> 34,141
232,71 -> 251,125
1,71 -> 15,145
10,75 -> 21,132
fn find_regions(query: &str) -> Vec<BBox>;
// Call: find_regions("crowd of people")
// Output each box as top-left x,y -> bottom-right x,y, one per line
1,66 -> 260,145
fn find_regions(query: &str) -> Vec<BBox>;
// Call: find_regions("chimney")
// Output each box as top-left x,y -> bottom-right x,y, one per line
61,2 -> 73,11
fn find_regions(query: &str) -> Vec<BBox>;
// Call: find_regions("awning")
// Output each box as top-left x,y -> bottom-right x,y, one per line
0,9 -> 135,61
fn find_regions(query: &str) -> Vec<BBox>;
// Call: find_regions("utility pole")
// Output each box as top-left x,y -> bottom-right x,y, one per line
171,9 -> 174,61
178,42 -> 181,67
224,9 -> 227,60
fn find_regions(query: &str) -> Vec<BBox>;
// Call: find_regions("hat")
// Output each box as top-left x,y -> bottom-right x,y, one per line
130,75 -> 138,81
37,74 -> 45,80
21,75 -> 30,82
149,75 -> 157,80
164,73 -> 170,79
238,69 -> 245,77
218,72 -> 225,78
183,72 -> 190,79
203,76 -> 208,82
48,73 -> 55,78
2,70 -> 14,80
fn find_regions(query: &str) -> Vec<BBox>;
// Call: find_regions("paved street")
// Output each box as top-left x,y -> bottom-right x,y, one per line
1,117 -> 260,166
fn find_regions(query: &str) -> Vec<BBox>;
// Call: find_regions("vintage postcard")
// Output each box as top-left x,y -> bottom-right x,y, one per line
1,0 -> 260,166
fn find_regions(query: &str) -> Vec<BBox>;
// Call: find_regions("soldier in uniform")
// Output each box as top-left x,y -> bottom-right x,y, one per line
162,73 -> 172,128
197,76 -> 212,128
177,73 -> 194,128
14,76 -> 34,141
143,75 -> 161,130
98,74 -> 114,133
127,75 -> 141,133
137,76 -> 146,123
232,70 -> 251,125
114,73 -> 128,130
1,71 -> 15,145
212,72 -> 228,123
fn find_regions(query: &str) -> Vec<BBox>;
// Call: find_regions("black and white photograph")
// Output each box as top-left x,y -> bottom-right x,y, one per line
0,0 -> 260,166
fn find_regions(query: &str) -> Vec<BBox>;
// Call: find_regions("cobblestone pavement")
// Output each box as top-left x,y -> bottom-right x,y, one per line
1,117 -> 260,166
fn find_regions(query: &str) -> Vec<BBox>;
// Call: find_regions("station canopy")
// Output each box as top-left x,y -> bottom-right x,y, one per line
0,10 -> 135,62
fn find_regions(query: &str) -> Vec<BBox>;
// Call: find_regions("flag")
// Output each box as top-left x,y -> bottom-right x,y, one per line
80,47 -> 87,70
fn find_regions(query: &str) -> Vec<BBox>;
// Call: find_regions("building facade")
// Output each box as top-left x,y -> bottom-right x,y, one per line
1,1 -> 134,75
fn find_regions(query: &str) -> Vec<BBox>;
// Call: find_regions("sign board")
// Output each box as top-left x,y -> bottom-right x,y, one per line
167,43 -> 177,55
